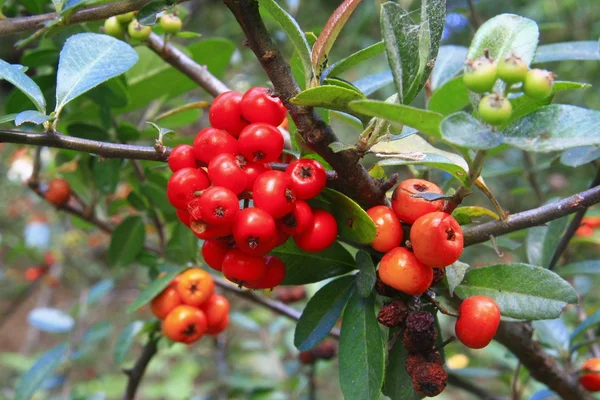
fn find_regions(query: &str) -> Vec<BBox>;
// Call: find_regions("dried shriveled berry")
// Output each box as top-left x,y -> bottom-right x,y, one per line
403,311 -> 438,353
377,300 -> 408,328
405,352 -> 442,376
431,268 -> 446,287
411,361 -> 448,397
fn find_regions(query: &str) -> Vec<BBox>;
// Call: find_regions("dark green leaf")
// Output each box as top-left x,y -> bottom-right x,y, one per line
86,77 -> 130,109
273,239 -> 355,285
127,190 -> 150,211
93,158 -> 121,194
291,85 -> 365,114
445,261 -> 470,297
353,70 -> 394,96
452,206 -> 499,225
356,250 -> 376,298
382,331 -> 421,400
428,76 -> 469,115
431,45 -> 468,90
108,216 -> 145,266
67,122 -> 109,141
571,309 -> 600,342
322,77 -> 363,94
0,58 -> 46,113
339,292 -> 385,400
116,122 -> 141,142
14,110 -> 51,126
166,223 -> 198,264
526,207 -> 569,268
22,48 -> 59,68
454,263 -> 578,320
0,113 -> 17,124
294,276 -> 354,351
533,41 -> 600,63
127,265 -> 187,312
440,112 -> 503,150
561,146 -> 600,168
137,0 -> 169,25
323,41 -> 385,79
15,344 -> 69,400
114,321 -> 144,365
141,182 -> 172,215
559,260 -> 600,277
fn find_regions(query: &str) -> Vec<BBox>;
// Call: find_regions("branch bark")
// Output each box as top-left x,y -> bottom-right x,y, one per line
122,335 -> 159,400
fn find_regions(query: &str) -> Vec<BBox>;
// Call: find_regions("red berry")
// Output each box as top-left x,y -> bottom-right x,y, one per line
242,161 -> 271,192
278,200 -> 313,236
193,127 -> 238,165
391,179 -> 444,224
167,168 -> 211,210
293,209 -> 337,252
285,159 -> 327,200
245,256 -> 286,289
580,359 -> 600,392
271,230 -> 290,247
198,186 -> 240,226
45,178 -> 71,206
410,212 -> 463,268
222,248 -> 267,286
206,314 -> 229,335
201,294 -> 230,328
378,247 -> 433,296
209,91 -> 248,137
208,153 -> 248,195
168,144 -> 197,172
201,239 -> 233,271
238,123 -> 284,163
176,209 -> 191,227
190,220 -> 232,240
455,296 -> 500,349
252,171 -> 296,218
232,208 -> 277,256
366,206 -> 404,253
240,87 -> 287,126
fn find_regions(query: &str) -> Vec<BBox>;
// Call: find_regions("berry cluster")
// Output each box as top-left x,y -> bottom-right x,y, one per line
167,88 -> 337,289
104,12 -> 182,41
151,268 -> 229,343
464,52 -> 555,125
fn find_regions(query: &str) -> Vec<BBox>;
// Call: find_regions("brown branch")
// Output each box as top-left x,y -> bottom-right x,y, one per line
223,0 -> 387,208
466,0 -> 483,30
447,372 -> 509,400
122,334 -> 159,400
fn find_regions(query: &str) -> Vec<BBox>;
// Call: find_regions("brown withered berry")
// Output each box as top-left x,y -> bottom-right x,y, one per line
313,340 -> 337,360
377,300 -> 408,328
402,311 -> 438,352
411,361 -> 448,397
431,268 -> 446,287
405,351 -> 442,376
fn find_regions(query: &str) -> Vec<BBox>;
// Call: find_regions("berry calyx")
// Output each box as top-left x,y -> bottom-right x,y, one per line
366,205 -> 403,253
391,179 -> 444,224
197,186 -> 240,226
240,87 -> 287,126
252,170 -> 296,218
245,256 -> 286,289
463,56 -> 497,93
278,200 -> 313,236
45,178 -> 72,206
168,144 -> 197,172
150,286 -> 181,319
238,123 -> 284,163
455,295 -> 501,349
285,158 -> 327,200
193,127 -> 238,165
524,68 -> 555,100
580,358 -> 600,392
208,153 -> 248,195
378,247 -> 433,296
232,207 -> 277,256
410,212 -> 464,268
221,248 -> 267,286
478,93 -> 512,125
160,14 -> 182,34
104,16 -> 126,39
176,268 -> 215,307
293,209 -> 338,253
497,53 -> 528,84
127,20 -> 152,41
166,167 -> 210,210
209,91 -> 248,137
162,305 -> 207,343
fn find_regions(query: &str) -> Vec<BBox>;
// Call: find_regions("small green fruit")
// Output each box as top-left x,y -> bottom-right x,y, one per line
160,14 -> 182,35
104,16 -> 126,39
463,56 -> 497,93
478,94 -> 512,125
128,20 -> 152,41
524,69 -> 555,100
497,53 -> 528,84
116,12 -> 136,23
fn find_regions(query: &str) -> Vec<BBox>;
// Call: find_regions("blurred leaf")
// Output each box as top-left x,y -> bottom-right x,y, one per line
526,208 -> 569,268
449,368 -> 500,378
155,100 -> 208,121
128,190 -> 150,211
166,223 -> 198,264
430,45 -> 468,90
445,261 -> 470,297
454,264 -> 578,320
137,0 -> 170,25
22,48 -> 59,68
356,250 -> 376,298
428,76 -> 469,115
55,33 -> 138,116
80,321 -> 113,348
14,110 -> 51,126
291,85 -> 365,114
529,389 -> 557,400
114,321 -> 144,366
93,158 -> 122,194
533,41 -> 600,63
294,275 -> 354,351
0,59 -> 46,113
452,206 -> 499,225
323,41 -> 385,80
274,239 -> 355,285
559,260 -> 600,277
127,265 -> 187,312
383,329 -> 420,400
27,308 -> 74,333
146,121 -> 173,142
87,279 -> 114,305
353,70 -> 394,96
86,77 -> 130,109
561,146 -> 600,168
108,216 -> 145,267
117,122 -> 141,142
533,318 -> 569,352
339,292 -> 384,400
441,112 -> 503,150
141,182 -> 172,215
175,31 -> 202,39
66,122 -> 109,141
0,113 -> 17,124
571,309 -> 600,342
329,141 -> 356,153
15,344 -> 68,400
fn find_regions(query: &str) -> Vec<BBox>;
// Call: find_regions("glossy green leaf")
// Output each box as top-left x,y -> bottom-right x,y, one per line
294,276 -> 355,351
526,209 -> 569,268
558,260 -> 600,277
166,223 -> 198,264
108,216 -> 145,267
452,206 -> 499,225
561,146 -> 600,168
274,239 -> 355,285
339,292 -> 385,400
291,85 -> 365,114
428,76 -> 469,115
356,250 -> 376,298
353,70 -> 394,96
322,77 -> 363,94
15,344 -> 69,400
441,112 -> 503,150
55,33 -> 138,117
431,45 -> 468,90
323,41 -> 385,79
93,158 -> 121,194
571,309 -> 600,342
0,58 -> 46,113
14,110 -> 51,126
127,265 -> 187,312
114,321 -> 144,365
137,0 -> 169,25
533,41 -> 600,63
349,100 -> 443,138
445,261 -> 470,296
382,331 -> 421,400
454,263 -> 578,320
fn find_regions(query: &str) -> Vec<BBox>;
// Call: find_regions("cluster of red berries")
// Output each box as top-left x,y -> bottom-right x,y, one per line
151,268 -> 229,343
166,88 -> 337,289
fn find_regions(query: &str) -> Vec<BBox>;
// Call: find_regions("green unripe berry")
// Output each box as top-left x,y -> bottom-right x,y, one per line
116,12 -> 136,24
478,94 -> 512,125
463,56 -> 497,93
160,14 -> 182,34
128,20 -> 152,41
104,16 -> 126,40
497,53 -> 528,84
524,69 -> 555,100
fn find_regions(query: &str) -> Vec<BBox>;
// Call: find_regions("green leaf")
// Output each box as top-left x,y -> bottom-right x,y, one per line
452,206 -> 499,225
428,76 -> 469,115
14,110 -> 51,126
561,146 -> 600,168
571,309 -> 600,342
116,122 -> 141,142
445,261 -> 470,296
502,105 -> 600,152
175,31 -> 202,39
559,260 -> 600,277
93,158 -> 121,194
526,209 -> 569,268
137,0 -> 169,25
87,279 -> 114,305
108,216 -> 146,267
534,41 -> 600,63
349,100 -> 443,138
323,41 -> 385,80
66,122 -> 109,141
140,182 -> 172,215
0,113 -> 18,124
166,223 -> 198,264
353,70 -> 394,96
373,134 -> 470,185
380,0 -> 445,104
55,33 -> 138,117
355,250 -> 376,298
114,321 -> 144,365
441,112 -> 503,150
22,48 -> 59,68
291,85 -> 365,114
258,0 -> 313,87
273,239 -> 356,285
382,331 -> 421,400
339,292 -> 385,400
0,59 -> 46,113
15,344 -> 69,400
322,77 -> 363,94
454,264 -> 578,320
430,45 -> 468,90
294,275 -> 355,351
87,77 -> 130,109
127,265 -> 187,313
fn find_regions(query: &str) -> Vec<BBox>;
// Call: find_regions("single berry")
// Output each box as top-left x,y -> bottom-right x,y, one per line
524,68 -> 555,100
252,170 -> 296,218
278,200 -> 313,236
312,340 -> 337,360
221,248 -> 267,286
162,305 -> 207,343
232,207 -> 277,256
497,53 -> 528,84
455,295 -> 501,349
176,268 -> 215,307
276,286 -> 306,303
271,230 -> 290,248
410,212 -> 464,268
238,123 -> 284,163
160,14 -> 182,34
245,256 -> 286,289
190,219 -> 232,240
375,271 -> 404,298
377,299 -> 408,328
115,12 -> 136,23
45,178 -> 71,206
402,311 -> 438,353
285,159 -> 327,200
293,209 -> 338,252
478,93 -> 513,125
209,91 -> 248,137
104,16 -> 126,39
391,179 -> 444,224
206,313 -> 229,335
193,127 -> 238,165
201,294 -> 230,328
405,352 -> 442,377
167,167 -> 210,210
240,87 -> 287,126
208,153 -> 248,195
378,247 -> 433,296
411,360 -> 448,397
198,186 -> 239,226
128,20 -> 152,41
150,286 -> 181,319
299,351 -> 317,365
580,358 -> 600,392
463,56 -> 497,93
201,239 -> 234,271
241,161 -> 271,192
168,144 -> 197,172
366,205 -> 403,253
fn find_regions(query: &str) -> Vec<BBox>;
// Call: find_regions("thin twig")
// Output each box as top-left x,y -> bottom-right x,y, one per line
522,151 -> 545,205
466,0 -> 483,29
424,292 -> 459,318
122,335 -> 159,400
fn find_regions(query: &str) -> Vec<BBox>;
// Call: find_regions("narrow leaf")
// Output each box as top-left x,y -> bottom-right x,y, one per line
114,321 -> 144,365
559,260 -> 600,277
291,85 -> 365,114
15,344 -> 69,400
0,59 -> 46,113
323,41 -> 385,80
526,209 -> 569,268
534,41 -> 600,64
356,250 -> 376,298
571,309 -> 600,342
108,216 -> 145,266
452,206 -> 499,225
127,265 -> 187,313
14,110 -> 52,126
